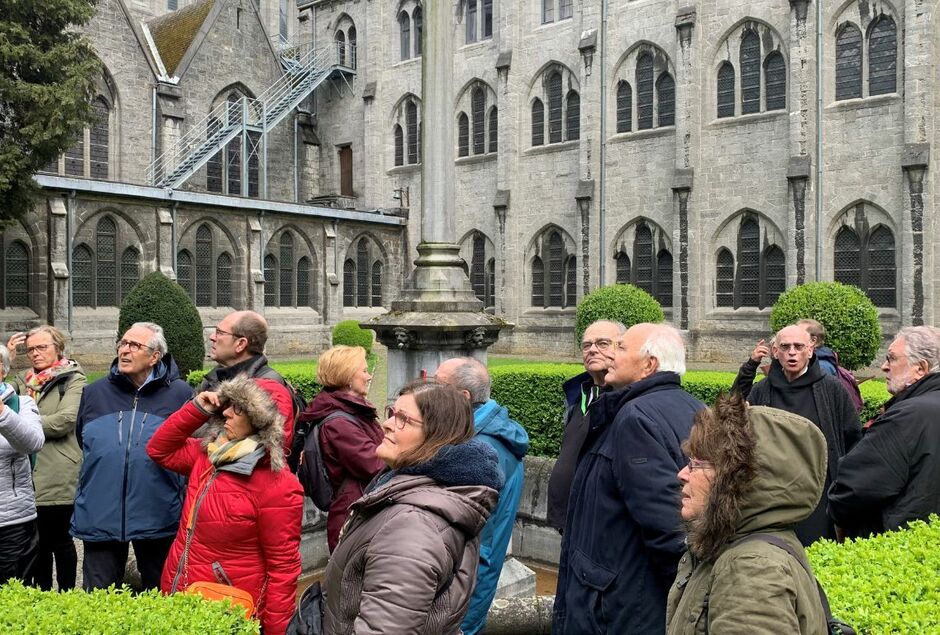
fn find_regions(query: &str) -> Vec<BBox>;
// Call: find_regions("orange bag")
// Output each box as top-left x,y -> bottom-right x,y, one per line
185,581 -> 255,619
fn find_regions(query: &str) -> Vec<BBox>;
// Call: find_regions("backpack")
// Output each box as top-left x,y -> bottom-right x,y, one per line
254,367 -> 309,471
834,365 -> 863,414
296,411 -> 358,511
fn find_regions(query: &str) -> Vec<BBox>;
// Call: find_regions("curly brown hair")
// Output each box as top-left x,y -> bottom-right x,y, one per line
682,392 -> 759,561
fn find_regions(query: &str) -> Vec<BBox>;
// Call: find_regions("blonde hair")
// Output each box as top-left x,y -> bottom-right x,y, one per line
316,345 -> 367,389
26,325 -> 68,358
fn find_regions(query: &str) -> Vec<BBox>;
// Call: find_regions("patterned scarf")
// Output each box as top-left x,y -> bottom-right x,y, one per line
24,358 -> 77,399
207,435 -> 261,467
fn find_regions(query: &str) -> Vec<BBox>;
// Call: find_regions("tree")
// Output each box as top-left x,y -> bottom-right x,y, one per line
0,0 -> 101,224
575,284 -> 665,343
119,272 -> 206,380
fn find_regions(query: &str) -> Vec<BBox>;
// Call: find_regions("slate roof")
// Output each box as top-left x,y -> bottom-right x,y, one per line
148,0 -> 216,76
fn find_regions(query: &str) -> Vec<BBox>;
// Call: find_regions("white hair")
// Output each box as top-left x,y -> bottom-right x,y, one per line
640,324 -> 687,376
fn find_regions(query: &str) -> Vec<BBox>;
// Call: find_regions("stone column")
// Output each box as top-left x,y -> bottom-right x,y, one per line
902,145 -> 929,326
248,217 -> 264,311
576,180 -> 594,293
671,172 -> 693,330
157,208 -> 175,279
787,157 -> 811,286
494,192 -> 509,316
47,198 -> 70,326
788,0 -> 812,157
672,9 -> 695,329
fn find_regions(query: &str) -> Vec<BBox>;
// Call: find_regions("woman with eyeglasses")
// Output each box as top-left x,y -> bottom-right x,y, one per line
666,394 -> 828,634
322,379 -> 503,634
296,345 -> 384,552
6,326 -> 86,590
147,376 -> 303,635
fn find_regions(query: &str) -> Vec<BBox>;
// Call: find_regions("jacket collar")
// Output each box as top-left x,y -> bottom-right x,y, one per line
883,371 -> 940,410
108,354 -> 180,393
590,371 -> 683,430
563,371 -> 594,407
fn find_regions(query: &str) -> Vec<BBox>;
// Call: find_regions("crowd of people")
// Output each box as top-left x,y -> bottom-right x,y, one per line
1,310 -> 938,634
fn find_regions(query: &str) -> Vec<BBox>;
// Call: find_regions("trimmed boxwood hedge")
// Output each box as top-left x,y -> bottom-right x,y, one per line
187,361 -> 321,401
807,516 -> 940,633
0,581 -> 259,634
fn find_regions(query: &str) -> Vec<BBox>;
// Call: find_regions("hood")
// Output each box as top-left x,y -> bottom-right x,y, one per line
686,404 -> 827,560
473,399 -> 529,459
766,355 -> 824,390
563,371 -> 593,407
108,353 -> 181,391
356,438 -> 503,536
300,387 -> 376,423
814,346 -> 837,366
201,376 -> 292,471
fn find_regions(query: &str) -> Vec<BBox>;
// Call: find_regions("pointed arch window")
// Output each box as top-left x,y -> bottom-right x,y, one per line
399,11 -> 411,60
616,81 -> 632,133
3,241 -> 30,308
120,247 -> 140,302
762,245 -> 786,306
532,230 -> 576,308
72,244 -> 93,307
343,238 -> 383,308
615,251 -> 631,284
195,224 -> 212,306
656,250 -> 674,307
656,73 -> 675,127
348,26 -> 357,68
343,259 -> 355,307
835,24 -> 863,100
466,0 -> 477,43
633,224 -> 654,294
472,87 -> 486,154
531,256 -> 544,306
177,250 -> 194,299
394,124 -> 404,166
531,98 -> 545,146
90,98 -> 110,179
226,94 -> 242,195
548,232 -> 564,307
371,262 -> 383,306
485,257 -> 495,309
718,217 -> 787,309
279,232 -> 294,306
264,254 -> 277,306
95,216 -> 116,307
406,100 -> 419,164
565,91 -> 580,141
740,30 -> 761,114
547,72 -> 563,143
764,52 -> 786,111
834,226 -> 861,288
834,224 -> 896,308
565,256 -> 577,307
636,54 -> 654,130
868,16 -> 897,96
458,113 -> 470,157
356,239 -> 369,307
414,8 -> 423,56
717,62 -> 735,118
488,107 -> 498,153
297,256 -> 310,307
336,30 -> 346,66
216,253 -> 233,306
737,218 -> 761,307
716,249 -> 735,307
471,233 -> 486,302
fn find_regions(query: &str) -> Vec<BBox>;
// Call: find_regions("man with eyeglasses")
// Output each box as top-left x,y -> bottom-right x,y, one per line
746,324 -> 860,545
197,311 -> 282,393
553,323 -> 704,635
71,322 -> 193,591
434,357 -> 529,635
546,320 -> 625,533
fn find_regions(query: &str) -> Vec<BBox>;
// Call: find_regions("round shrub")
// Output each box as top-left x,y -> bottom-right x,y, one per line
575,284 -> 665,343
331,320 -> 373,353
769,282 -> 881,370
118,271 -> 205,379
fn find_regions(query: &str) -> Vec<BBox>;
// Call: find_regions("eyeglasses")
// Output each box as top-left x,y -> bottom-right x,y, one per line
26,344 -> 53,355
213,327 -> 244,339
115,339 -> 154,353
777,343 -> 808,352
384,405 -> 423,430
580,338 -> 614,353
687,458 -> 714,472
225,402 -> 245,416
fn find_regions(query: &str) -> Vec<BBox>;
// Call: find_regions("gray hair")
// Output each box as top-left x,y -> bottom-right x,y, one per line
130,322 -> 168,357
640,324 -> 687,376
0,346 -> 9,378
897,326 -> 940,374
587,319 -> 628,336
445,357 -> 491,405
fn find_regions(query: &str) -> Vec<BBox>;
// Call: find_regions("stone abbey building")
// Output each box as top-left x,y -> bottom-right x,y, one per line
3,0 -> 935,363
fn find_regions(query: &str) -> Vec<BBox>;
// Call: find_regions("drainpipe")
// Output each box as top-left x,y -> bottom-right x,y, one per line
294,117 -> 300,202
598,0 -> 608,285
171,201 -> 178,273
66,190 -> 75,333
151,86 -> 158,169
814,0 -> 823,280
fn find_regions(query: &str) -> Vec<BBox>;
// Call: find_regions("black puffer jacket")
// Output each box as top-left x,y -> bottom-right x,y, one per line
829,372 -> 940,534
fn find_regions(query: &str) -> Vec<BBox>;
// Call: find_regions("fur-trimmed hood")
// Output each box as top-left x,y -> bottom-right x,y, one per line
686,405 -> 827,560
201,376 -> 292,472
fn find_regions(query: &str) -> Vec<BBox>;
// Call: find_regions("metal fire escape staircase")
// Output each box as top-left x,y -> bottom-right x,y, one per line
146,43 -> 353,191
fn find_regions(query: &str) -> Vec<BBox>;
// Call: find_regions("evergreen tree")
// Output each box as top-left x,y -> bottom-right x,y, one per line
0,0 -> 100,224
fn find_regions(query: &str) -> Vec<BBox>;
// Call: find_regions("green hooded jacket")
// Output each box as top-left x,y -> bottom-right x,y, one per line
12,362 -> 87,505
666,406 -> 828,635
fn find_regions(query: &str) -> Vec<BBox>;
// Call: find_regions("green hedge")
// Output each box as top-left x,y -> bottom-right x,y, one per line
0,581 -> 259,634
575,284 -> 665,343
808,516 -> 940,633
491,365 -> 892,457
332,320 -> 374,353
188,362 -> 321,402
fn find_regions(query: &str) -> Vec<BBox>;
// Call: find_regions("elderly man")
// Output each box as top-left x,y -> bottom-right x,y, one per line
197,310 -> 284,391
435,357 -> 528,635
829,326 -> 940,535
746,324 -> 860,545
553,323 -> 704,634
546,320 -> 625,532
72,322 -> 193,591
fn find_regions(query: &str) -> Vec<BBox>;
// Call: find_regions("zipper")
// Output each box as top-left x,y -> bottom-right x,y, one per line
119,394 -> 140,541
170,470 -> 220,593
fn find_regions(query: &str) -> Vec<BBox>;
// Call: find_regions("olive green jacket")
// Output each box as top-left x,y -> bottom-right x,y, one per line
12,363 -> 87,506
666,407 -> 829,635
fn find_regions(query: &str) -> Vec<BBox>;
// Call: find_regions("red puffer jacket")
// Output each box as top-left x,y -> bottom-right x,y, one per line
147,378 -> 304,635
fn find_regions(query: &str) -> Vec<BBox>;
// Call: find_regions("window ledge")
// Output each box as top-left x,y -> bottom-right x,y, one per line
387,163 -> 421,176
522,307 -> 577,316
524,140 -> 579,156
709,109 -> 786,128
456,153 -> 497,166
826,92 -> 900,113
706,307 -> 772,319
459,38 -> 495,52
535,17 -> 574,32
609,125 -> 675,143
391,57 -> 422,69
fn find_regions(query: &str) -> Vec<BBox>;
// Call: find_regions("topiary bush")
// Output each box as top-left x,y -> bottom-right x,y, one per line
808,516 -> 940,633
332,320 -> 373,354
0,580 -> 259,634
769,282 -> 881,371
575,284 -> 665,343
119,272 -> 205,379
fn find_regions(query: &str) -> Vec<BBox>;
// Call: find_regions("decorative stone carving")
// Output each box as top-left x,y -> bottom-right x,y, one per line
392,327 -> 415,349
465,326 -> 487,349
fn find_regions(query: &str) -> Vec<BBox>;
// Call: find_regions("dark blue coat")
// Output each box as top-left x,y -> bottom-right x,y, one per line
71,356 -> 193,542
553,372 -> 704,634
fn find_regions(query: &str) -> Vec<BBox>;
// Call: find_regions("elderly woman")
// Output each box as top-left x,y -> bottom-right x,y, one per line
7,326 -> 86,590
323,380 -> 503,634
666,394 -> 827,634
147,376 -> 304,635
0,346 -> 44,583
297,345 -> 384,551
